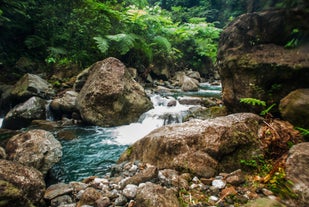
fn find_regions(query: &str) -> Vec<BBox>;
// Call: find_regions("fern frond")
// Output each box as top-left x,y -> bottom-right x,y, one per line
153,36 -> 171,52
106,33 -> 137,55
93,36 -> 109,54
240,98 -> 266,107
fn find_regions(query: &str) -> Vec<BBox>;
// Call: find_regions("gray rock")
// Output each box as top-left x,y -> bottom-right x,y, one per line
6,129 -> 62,175
10,73 -> 55,103
50,90 -> 79,117
181,75 -> 199,92
279,88 -> 309,128
286,142 -> 309,207
44,183 -> 73,200
135,182 -> 180,207
122,184 -> 138,199
2,96 -> 47,129
76,57 -> 153,127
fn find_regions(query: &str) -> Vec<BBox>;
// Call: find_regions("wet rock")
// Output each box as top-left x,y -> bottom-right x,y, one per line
2,96 -> 47,130
279,88 -> 309,128
286,142 -> 309,207
76,57 -> 153,127
135,182 -> 180,207
0,159 -> 46,205
119,113 -> 263,177
178,97 -> 202,105
6,129 -> 62,175
181,75 -> 199,92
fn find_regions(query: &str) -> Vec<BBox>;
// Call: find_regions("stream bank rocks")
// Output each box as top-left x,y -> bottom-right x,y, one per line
5,129 -> 62,175
76,57 -> 153,127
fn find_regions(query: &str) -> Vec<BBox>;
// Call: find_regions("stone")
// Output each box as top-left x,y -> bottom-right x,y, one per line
0,146 -> 6,159
5,129 -> 62,175
122,184 -> 138,199
114,194 -> 127,206
0,180 -> 35,207
225,169 -> 245,185
44,183 -> 73,200
181,75 -> 199,92
218,9 -> 309,114
119,113 -> 263,177
178,97 -> 202,105
279,88 -> 309,128
158,169 -> 189,189
77,187 -> 103,206
135,182 -> 180,207
51,195 -> 73,207
10,73 -> 55,104
0,159 -> 46,205
285,142 -> 309,207
76,57 -> 153,127
2,96 -> 47,130
122,164 -> 157,186
50,90 -> 79,119
95,197 -> 110,207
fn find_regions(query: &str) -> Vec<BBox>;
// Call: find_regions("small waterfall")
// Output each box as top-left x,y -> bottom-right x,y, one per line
0,118 -> 3,128
112,94 -> 193,145
45,100 -> 54,121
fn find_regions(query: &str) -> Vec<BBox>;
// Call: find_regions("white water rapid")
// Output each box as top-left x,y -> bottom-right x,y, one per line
109,93 -> 195,145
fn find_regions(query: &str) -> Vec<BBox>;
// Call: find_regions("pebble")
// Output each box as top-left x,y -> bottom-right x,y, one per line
212,179 -> 226,189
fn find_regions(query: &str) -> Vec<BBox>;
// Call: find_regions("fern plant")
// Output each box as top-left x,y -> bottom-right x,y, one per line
240,98 -> 276,116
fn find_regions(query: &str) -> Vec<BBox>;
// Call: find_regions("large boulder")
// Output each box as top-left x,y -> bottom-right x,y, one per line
76,57 -> 153,127
5,129 -> 62,175
279,88 -> 309,128
119,113 -> 264,177
0,159 -> 46,206
1,96 -> 47,130
217,9 -> 309,114
10,73 -> 55,104
285,142 -> 309,207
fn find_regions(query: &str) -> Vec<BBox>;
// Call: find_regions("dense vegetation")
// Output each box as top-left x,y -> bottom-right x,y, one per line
0,0 -> 303,82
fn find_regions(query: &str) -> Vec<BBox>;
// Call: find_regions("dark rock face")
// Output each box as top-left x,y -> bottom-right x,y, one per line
50,90 -> 79,119
2,96 -> 47,130
76,57 -> 153,127
218,9 -> 309,114
5,129 -> 62,175
119,113 -> 263,177
0,159 -> 46,206
10,73 -> 55,104
279,88 -> 309,128
286,142 -> 309,207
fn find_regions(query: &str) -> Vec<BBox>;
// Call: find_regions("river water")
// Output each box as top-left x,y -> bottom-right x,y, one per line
0,83 -> 221,183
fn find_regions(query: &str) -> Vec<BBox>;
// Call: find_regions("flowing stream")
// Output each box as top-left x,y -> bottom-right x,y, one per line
0,84 -> 221,184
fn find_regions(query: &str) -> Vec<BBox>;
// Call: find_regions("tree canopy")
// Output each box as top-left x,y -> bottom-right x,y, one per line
0,0 -> 304,82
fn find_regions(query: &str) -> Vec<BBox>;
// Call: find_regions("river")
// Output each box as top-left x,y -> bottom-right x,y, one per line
0,83 -> 221,184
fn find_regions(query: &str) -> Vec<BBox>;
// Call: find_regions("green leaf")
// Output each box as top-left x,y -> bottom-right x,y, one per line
93,36 -> 109,54
240,98 -> 266,107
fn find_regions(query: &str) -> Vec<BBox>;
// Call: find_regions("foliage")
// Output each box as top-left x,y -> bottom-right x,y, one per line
295,127 -> 309,141
1,0 -> 222,78
240,98 -> 266,107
